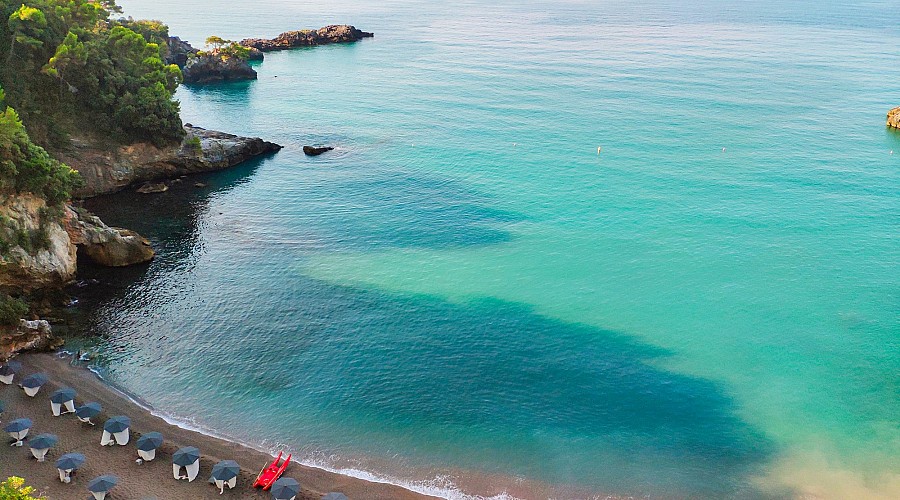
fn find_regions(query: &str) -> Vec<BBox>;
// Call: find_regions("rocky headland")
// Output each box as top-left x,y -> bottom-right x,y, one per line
241,24 -> 373,52
182,51 -> 258,84
59,125 -> 282,197
888,107 -> 900,129
165,37 -> 261,84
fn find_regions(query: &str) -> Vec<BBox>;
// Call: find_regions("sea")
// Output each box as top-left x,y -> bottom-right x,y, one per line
66,1 -> 900,498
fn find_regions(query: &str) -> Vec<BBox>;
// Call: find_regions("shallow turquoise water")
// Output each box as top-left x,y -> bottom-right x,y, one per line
71,1 -> 900,498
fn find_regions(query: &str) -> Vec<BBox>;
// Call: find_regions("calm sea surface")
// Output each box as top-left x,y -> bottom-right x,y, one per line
70,1 -> 900,498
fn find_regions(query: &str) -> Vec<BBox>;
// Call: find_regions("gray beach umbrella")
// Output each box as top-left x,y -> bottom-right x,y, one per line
322,494 -> 349,500
172,446 -> 201,466
87,474 -> 118,492
4,418 -> 32,433
76,402 -> 102,418
209,460 -> 240,481
136,432 -> 164,451
29,433 -> 58,449
56,452 -> 86,470
21,373 -> 49,388
103,415 -> 131,433
0,361 -> 22,375
50,387 -> 76,404
270,478 -> 301,499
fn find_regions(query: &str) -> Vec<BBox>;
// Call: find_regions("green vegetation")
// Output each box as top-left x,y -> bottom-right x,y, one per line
186,135 -> 201,152
0,295 -> 28,326
0,477 -> 44,500
0,0 -> 184,147
0,86 -> 81,206
204,35 -> 249,61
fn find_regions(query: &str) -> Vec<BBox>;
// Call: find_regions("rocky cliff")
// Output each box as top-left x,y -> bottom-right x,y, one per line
0,195 -> 77,294
888,107 -> 900,129
59,125 -> 282,197
240,25 -> 373,52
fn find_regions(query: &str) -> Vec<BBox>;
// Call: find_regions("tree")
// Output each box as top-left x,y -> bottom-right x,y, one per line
6,5 -> 47,64
205,35 -> 225,50
0,476 -> 45,499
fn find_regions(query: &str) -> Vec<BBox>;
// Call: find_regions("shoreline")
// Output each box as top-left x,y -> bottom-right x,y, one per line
1,352 -> 437,500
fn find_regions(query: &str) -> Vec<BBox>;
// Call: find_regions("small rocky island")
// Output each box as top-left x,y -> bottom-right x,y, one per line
888,107 -> 900,129
241,25 -> 373,52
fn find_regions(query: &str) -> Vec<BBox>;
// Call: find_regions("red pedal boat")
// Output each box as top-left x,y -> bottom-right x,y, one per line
253,451 -> 291,490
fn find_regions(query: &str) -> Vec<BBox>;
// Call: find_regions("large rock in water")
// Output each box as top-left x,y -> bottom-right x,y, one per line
182,53 -> 257,84
58,125 -> 282,197
240,25 -> 373,52
0,195 -> 77,294
888,107 -> 900,129
66,208 -> 155,267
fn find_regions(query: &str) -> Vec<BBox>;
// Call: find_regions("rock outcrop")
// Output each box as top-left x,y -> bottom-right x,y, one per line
303,145 -> 334,156
164,37 -> 260,83
0,319 -> 59,361
182,52 -> 258,84
67,208 -> 155,267
58,125 -> 282,197
240,25 -> 373,52
0,195 -> 77,294
165,36 -> 198,67
888,107 -> 900,129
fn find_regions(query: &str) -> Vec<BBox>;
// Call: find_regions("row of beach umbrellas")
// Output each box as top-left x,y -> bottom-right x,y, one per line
2,361 -> 350,499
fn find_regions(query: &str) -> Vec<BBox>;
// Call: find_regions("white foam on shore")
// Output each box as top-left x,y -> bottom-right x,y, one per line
85,363 -> 521,500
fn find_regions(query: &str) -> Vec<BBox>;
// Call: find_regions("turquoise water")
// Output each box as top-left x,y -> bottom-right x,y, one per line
70,1 -> 900,498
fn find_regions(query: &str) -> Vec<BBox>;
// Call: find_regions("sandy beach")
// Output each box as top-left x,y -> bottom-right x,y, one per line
0,352 -> 435,500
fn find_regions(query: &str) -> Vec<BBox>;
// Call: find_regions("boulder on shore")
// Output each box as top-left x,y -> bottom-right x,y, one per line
0,319 -> 59,361
888,107 -> 900,129
136,182 -> 168,194
241,25 -> 373,52
303,146 -> 334,156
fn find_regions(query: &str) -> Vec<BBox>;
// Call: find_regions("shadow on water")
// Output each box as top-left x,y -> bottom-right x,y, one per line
204,283 -> 775,498
63,156 -> 774,498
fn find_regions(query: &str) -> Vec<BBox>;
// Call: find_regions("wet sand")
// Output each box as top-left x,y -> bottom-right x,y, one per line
0,352 -> 435,500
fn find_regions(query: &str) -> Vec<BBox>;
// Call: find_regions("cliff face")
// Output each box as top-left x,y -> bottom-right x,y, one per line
0,195 -> 77,294
59,125 -> 282,197
240,25 -> 373,52
888,107 -> 900,129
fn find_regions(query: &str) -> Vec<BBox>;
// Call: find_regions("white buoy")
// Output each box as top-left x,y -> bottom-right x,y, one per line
722,147 -> 726,152
597,146 -> 602,154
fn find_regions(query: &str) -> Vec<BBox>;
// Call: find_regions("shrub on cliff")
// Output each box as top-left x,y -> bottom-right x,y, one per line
0,295 -> 28,326
0,86 -> 81,205
0,0 -> 184,147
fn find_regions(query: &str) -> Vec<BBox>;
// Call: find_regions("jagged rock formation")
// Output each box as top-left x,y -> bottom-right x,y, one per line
67,208 -> 155,267
0,195 -> 77,294
888,107 -> 900,129
182,52 -> 258,84
0,194 -> 157,299
58,125 -> 282,197
240,25 -> 373,52
0,319 -> 59,361
165,36 -> 198,67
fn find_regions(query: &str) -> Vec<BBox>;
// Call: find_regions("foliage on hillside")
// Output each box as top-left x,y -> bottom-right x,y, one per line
0,477 -> 45,500
0,86 -> 81,206
0,0 -> 184,147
